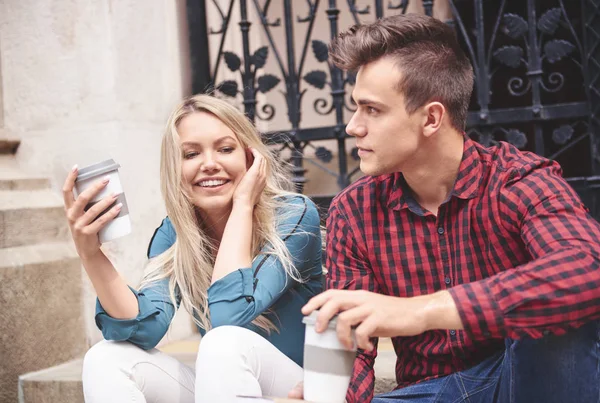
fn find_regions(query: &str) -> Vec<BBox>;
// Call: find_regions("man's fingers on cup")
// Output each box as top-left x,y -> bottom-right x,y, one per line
80,193 -> 118,226
337,306 -> 369,349
316,293 -> 361,326
62,165 -> 78,209
87,202 -> 122,234
354,316 -> 378,351
301,294 -> 327,315
301,290 -> 333,315
316,299 -> 349,333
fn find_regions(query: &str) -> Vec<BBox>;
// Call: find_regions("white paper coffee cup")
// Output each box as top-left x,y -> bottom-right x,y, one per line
74,159 -> 131,243
302,311 -> 357,403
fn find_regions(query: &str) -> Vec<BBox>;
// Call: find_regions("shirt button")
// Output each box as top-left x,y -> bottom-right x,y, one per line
444,276 -> 451,285
245,296 -> 254,302
450,330 -> 456,336
437,227 -> 444,235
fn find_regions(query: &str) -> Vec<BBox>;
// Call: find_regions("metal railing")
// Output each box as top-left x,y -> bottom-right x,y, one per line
187,0 -> 600,219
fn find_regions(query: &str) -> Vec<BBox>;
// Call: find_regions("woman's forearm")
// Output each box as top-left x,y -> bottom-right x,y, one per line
212,203 -> 254,283
82,252 -> 139,319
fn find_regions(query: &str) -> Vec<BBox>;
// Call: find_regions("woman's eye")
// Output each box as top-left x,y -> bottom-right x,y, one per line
220,147 -> 234,154
184,151 -> 198,159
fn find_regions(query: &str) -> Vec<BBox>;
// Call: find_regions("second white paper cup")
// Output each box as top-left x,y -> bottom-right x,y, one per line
302,311 -> 357,403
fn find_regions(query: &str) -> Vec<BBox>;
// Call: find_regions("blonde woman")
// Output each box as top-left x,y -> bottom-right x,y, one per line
62,95 -> 323,402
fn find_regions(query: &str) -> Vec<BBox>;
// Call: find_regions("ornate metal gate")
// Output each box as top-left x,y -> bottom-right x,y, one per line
187,0 -> 600,218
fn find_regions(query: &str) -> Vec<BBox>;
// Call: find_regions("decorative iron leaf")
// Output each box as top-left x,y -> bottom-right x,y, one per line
315,146 -> 333,163
303,70 -> 327,89
503,14 -> 528,39
251,46 -> 269,69
538,8 -> 562,35
506,129 -> 527,149
217,80 -> 238,97
350,147 -> 360,161
552,125 -> 574,145
223,52 -> 241,72
544,39 -> 575,63
493,46 -> 523,68
257,74 -> 280,93
312,40 -> 329,63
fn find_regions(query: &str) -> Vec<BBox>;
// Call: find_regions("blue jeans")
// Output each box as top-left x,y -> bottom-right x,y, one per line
374,320 -> 600,403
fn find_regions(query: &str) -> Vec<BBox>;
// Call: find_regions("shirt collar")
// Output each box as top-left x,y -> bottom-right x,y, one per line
386,136 -> 483,212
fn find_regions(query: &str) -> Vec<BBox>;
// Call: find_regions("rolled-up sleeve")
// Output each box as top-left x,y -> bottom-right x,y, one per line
449,162 -> 600,340
208,196 -> 321,328
95,279 -> 176,350
95,218 -> 178,350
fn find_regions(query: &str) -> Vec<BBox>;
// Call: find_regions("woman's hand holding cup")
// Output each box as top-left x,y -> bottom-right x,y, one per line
63,165 -> 122,261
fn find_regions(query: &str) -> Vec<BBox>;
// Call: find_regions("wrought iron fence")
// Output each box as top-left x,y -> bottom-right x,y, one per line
187,0 -> 600,219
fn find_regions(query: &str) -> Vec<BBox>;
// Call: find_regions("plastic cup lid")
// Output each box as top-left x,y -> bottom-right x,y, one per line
302,310 -> 339,330
76,159 -> 121,182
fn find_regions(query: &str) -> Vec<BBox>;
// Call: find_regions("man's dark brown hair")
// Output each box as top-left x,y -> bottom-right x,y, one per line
329,13 -> 474,131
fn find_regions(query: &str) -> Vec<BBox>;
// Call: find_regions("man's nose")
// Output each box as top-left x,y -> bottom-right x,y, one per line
346,112 -> 366,137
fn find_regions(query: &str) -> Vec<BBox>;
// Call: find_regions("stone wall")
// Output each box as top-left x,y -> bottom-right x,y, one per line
0,0 -> 195,346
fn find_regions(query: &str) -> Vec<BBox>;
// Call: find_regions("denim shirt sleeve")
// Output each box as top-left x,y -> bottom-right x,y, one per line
94,218 -> 178,350
208,195 -> 322,327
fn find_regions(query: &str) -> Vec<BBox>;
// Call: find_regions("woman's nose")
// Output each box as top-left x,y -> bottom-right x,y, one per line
200,153 -> 219,171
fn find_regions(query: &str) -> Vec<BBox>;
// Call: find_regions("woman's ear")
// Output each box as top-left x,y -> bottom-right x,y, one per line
246,147 -> 254,169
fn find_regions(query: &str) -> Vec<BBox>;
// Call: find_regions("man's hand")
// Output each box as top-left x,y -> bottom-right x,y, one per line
301,289 -> 463,351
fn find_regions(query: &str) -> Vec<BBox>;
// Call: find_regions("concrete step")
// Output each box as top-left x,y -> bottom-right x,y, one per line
0,175 -> 52,191
0,155 -> 52,190
1,242 -> 86,403
0,190 -> 70,248
18,359 -> 84,403
17,336 -> 397,403
0,136 -> 20,154
0,154 -> 50,190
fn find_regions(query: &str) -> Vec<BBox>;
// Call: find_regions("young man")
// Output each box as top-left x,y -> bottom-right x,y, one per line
291,13 -> 600,403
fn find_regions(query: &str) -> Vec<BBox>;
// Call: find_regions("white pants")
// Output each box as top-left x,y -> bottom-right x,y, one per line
82,326 -> 303,403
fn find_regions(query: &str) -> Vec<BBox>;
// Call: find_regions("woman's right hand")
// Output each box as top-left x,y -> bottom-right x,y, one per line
62,165 -> 122,261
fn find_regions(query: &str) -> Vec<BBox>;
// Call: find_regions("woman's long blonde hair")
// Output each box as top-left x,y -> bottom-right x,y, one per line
140,94 -> 301,332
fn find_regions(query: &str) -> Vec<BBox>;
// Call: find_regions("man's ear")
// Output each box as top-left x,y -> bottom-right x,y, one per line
422,102 -> 445,138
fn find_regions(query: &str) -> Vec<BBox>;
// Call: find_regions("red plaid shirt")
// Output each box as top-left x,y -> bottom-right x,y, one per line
326,137 -> 600,402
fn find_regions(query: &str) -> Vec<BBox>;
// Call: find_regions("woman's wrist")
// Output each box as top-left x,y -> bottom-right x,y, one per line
80,249 -> 106,267
231,198 -> 256,212
81,250 -> 119,284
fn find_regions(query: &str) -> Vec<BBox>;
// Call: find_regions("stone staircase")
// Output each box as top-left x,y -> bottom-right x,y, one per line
0,137 -> 87,403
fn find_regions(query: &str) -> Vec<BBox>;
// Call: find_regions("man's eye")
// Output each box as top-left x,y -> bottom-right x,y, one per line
184,151 -> 198,159
367,107 -> 378,114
